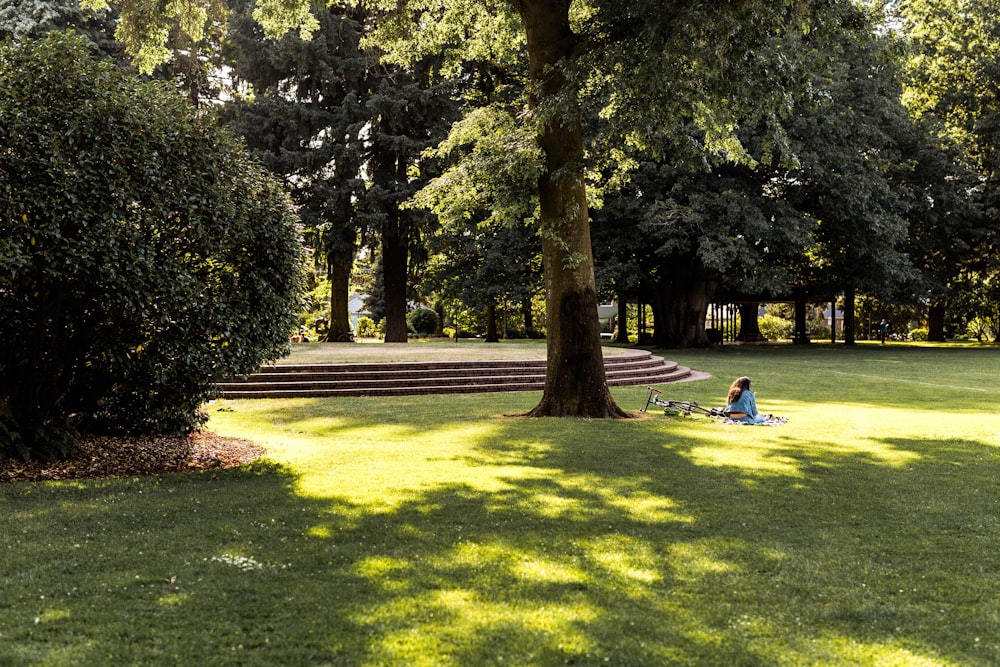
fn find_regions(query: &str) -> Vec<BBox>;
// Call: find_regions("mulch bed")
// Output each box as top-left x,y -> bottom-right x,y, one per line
0,431 -> 265,484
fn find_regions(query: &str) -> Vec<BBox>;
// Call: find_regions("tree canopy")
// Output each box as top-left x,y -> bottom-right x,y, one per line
897,0 -> 1000,339
42,0 -> 998,413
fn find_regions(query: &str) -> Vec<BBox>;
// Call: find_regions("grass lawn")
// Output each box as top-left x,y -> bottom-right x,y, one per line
2,343 -> 999,666
275,337 -> 628,364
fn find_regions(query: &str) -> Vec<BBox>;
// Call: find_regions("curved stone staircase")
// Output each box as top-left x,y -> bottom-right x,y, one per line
217,348 -> 692,399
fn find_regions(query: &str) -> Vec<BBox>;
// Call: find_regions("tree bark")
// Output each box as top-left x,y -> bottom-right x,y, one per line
927,304 -> 946,342
842,286 -> 856,345
830,299 -> 837,343
792,296 -> 810,344
382,214 -> 409,343
515,0 -> 628,417
737,303 -> 765,342
435,302 -> 445,336
485,304 -> 500,342
327,256 -> 353,342
645,261 -> 716,347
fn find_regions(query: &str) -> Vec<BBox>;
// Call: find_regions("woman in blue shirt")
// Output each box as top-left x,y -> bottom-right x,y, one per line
725,376 -> 769,424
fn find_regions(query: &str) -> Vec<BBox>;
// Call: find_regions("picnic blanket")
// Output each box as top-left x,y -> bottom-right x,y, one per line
720,416 -> 788,426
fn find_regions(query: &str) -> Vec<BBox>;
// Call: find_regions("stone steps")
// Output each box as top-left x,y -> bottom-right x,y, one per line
217,349 -> 691,399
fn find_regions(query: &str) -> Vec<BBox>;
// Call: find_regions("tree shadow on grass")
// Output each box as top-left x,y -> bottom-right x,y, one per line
2,420 -> 1000,665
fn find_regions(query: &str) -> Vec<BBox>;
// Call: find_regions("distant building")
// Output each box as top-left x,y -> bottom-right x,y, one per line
597,300 -> 618,337
822,304 -> 844,334
349,292 -> 370,332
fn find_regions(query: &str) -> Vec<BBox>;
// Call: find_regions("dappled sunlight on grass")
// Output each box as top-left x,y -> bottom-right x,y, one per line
512,553 -> 589,586
353,588 -> 601,667
252,416 -> 555,503
668,540 -> 751,579
639,400 -> 932,482
347,543 -> 605,665
522,490 -> 582,519
685,429 -> 924,479
580,534 -> 662,585
806,633 -> 964,667
687,441 -> 809,478
355,555 -> 413,593
8,347 -> 996,664
156,591 -> 192,608
552,475 -> 695,524
444,540 -> 591,588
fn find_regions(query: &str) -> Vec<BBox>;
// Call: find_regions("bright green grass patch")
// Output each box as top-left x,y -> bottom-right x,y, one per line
277,337 -> 632,364
1,345 -> 998,666
278,338 -> 549,364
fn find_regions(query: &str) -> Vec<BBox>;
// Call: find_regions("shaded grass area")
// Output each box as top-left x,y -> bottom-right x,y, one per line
1,345 -> 999,665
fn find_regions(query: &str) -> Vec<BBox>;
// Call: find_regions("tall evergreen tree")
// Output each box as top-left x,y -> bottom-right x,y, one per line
0,0 -> 122,60
226,2 -> 370,341
226,3 -> 455,342
361,65 -> 457,342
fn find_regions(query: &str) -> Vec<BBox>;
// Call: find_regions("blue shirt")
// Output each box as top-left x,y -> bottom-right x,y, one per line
726,390 -> 763,422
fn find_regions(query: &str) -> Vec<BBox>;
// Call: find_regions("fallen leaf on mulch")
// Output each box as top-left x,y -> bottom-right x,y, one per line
0,431 -> 265,484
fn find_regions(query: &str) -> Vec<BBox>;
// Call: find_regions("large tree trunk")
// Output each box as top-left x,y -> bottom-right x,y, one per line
646,290 -> 669,347
435,302 -> 445,336
645,259 -> 716,347
327,255 -> 353,342
737,303 -> 765,342
485,304 -> 500,342
681,278 -> 716,347
927,304 -> 946,342
516,0 -> 628,417
842,286 -> 856,345
382,215 -> 409,343
792,297 -> 809,344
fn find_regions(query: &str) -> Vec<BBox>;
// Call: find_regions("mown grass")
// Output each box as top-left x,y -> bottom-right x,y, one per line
1,343 -> 998,666
278,337 -> 623,364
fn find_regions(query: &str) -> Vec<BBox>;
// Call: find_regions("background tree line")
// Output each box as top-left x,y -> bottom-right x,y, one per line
2,0 -> 999,453
35,0 -> 987,351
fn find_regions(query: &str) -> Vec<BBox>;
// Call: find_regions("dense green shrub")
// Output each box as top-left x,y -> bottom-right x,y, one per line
910,328 -> 929,341
807,320 -> 832,341
0,33 -> 303,460
407,307 -> 439,335
758,315 -> 794,341
356,317 -> 378,338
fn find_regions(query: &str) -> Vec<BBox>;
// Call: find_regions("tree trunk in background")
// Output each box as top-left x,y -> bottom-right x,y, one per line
612,293 -> 629,343
843,286 -> 856,345
486,304 -> 500,342
792,297 -> 809,344
645,263 -> 716,347
737,303 -> 765,342
522,298 -> 534,333
328,257 -> 352,341
382,213 -> 409,343
516,0 -> 628,417
927,304 -> 946,341
435,302 -> 445,336
646,293 -> 666,346
680,278 -> 716,347
830,299 -> 837,343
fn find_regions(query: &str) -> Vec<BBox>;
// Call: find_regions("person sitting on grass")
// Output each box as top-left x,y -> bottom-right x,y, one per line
724,376 -> 771,424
